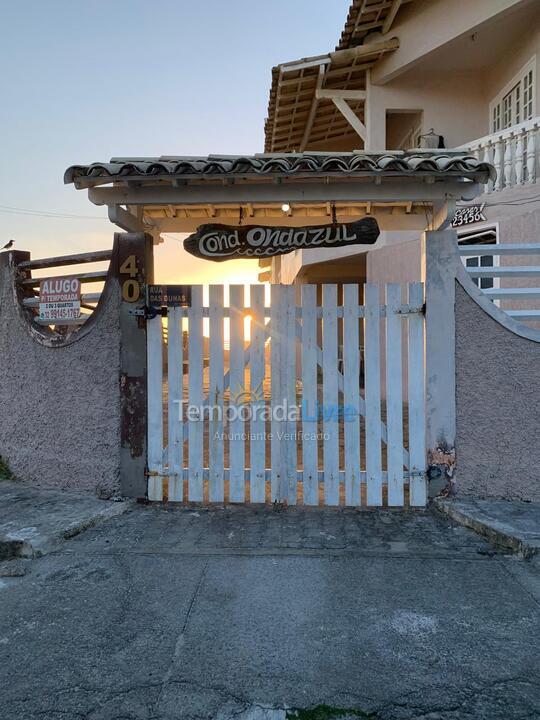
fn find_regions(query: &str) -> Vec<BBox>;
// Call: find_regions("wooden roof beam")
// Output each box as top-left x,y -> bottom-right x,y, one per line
299,64 -> 326,152
382,0 -> 403,33
315,88 -> 366,101
331,97 -> 366,141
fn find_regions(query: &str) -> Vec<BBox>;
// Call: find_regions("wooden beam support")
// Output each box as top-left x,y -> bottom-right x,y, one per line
382,0 -> 403,34
331,97 -> 366,141
89,181 -> 480,208
329,37 -> 399,66
315,89 -> 366,101
108,204 -> 145,233
299,64 -> 326,152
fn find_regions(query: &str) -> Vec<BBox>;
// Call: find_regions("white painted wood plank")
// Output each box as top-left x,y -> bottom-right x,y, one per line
249,285 -> 266,503
322,284 -> 339,506
484,287 -> 540,299
301,284 -> 319,506
270,286 -> 283,502
458,243 -> 540,256
385,284 -> 404,507
407,282 -> 427,507
364,283 -> 383,506
209,285 -> 224,502
283,285 -> 298,505
466,266 -> 540,278
343,284 -> 361,507
167,307 -> 183,501
293,316 -> 410,470
229,285 -> 245,503
188,285 -> 204,502
147,314 -> 164,501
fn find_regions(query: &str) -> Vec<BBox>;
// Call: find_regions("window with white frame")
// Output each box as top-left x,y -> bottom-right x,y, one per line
490,58 -> 536,133
457,224 -> 498,291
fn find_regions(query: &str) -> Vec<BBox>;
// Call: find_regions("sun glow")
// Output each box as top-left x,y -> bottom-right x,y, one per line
156,236 -> 271,343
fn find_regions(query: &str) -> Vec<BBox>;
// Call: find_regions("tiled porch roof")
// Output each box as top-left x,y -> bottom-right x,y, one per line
65,152 -> 495,188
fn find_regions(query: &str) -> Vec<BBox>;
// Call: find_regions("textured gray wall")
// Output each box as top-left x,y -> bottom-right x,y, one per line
0,255 -> 122,496
455,281 -> 540,501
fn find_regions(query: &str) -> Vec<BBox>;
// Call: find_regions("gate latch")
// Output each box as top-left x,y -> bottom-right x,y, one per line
128,305 -> 166,319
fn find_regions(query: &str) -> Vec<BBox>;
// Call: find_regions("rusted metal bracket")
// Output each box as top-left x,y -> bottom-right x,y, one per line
395,303 -> 425,316
145,469 -> 170,478
128,306 -> 165,320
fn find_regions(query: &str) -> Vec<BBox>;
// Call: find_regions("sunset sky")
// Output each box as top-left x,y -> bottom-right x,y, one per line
0,0 -> 349,284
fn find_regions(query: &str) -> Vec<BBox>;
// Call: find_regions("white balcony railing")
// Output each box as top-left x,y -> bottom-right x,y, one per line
457,117 -> 539,194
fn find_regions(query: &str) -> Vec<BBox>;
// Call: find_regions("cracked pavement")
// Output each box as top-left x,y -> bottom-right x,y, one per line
0,504 -> 539,719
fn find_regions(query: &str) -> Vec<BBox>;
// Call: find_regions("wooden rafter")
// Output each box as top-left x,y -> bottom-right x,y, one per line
382,0 -> 403,33
265,37 -> 398,152
299,64 -> 326,152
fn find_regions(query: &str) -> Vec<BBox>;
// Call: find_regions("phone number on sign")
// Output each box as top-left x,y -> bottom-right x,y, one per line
39,305 -> 81,320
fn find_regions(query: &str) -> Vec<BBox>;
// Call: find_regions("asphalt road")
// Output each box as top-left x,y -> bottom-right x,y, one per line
1,504 -> 539,719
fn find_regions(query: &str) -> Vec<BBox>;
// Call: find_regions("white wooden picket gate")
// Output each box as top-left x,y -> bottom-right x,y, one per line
146,283 -> 426,507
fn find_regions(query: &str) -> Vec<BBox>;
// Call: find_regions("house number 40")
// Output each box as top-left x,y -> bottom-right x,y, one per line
119,254 -> 140,302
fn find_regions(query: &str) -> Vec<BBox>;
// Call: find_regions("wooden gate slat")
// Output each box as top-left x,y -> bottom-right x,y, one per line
167,306 -> 183,501
270,286 -> 283,502
249,285 -> 266,503
385,284 -> 404,507
188,285 -> 204,502
407,282 -> 427,507
301,284 -> 318,505
283,285 -> 297,505
322,284 -> 339,506
147,314 -> 164,501
364,283 -> 383,506
229,285 -> 245,502
209,285 -> 225,502
147,280 -> 424,510
343,284 -> 361,506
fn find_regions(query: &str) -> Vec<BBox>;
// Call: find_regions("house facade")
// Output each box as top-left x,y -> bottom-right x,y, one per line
262,0 -> 540,319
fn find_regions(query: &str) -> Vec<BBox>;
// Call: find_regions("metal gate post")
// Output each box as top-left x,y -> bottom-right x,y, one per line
114,232 -> 154,498
422,229 -> 458,496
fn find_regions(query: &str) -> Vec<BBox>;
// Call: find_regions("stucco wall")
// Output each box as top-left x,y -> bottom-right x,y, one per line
0,254 -> 122,496
366,0 -> 540,151
455,281 -> 540,501
366,237 -> 422,286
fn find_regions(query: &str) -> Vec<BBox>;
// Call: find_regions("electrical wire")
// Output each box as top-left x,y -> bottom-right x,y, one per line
0,204 -> 109,220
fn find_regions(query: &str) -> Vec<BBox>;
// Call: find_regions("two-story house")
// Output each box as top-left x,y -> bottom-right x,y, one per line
262,0 -> 540,321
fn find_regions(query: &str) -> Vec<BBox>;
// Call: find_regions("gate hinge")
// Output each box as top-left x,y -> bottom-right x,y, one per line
145,469 -> 170,478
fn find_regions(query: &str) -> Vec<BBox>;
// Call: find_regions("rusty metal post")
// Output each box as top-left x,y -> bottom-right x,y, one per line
113,232 -> 154,498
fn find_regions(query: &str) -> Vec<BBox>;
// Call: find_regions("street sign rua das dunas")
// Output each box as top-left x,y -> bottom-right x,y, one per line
148,284 -> 192,308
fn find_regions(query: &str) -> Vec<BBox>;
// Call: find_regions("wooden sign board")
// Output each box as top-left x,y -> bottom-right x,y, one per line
148,284 -> 192,308
39,277 -> 81,321
183,218 -> 380,261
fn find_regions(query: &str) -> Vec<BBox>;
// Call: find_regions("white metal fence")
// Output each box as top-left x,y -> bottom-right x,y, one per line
147,282 -> 426,508
459,243 -> 540,324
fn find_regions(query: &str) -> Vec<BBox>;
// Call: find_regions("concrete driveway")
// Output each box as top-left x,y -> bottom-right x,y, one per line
0,504 -> 539,719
